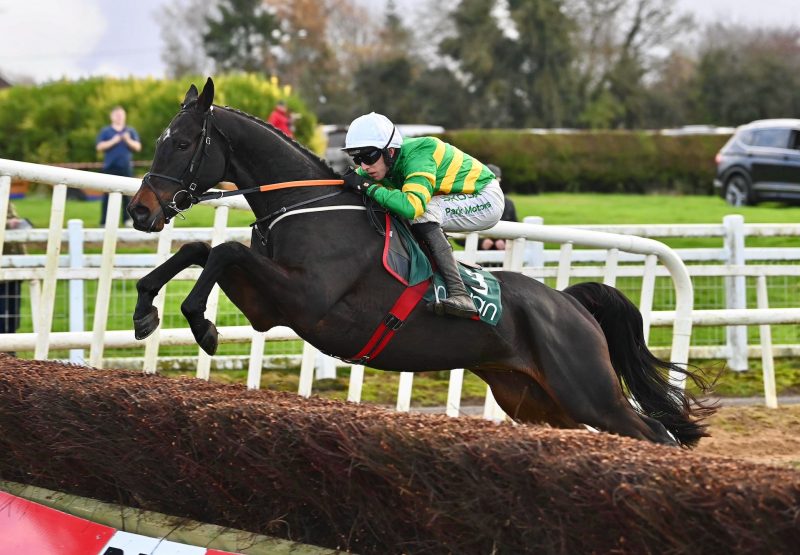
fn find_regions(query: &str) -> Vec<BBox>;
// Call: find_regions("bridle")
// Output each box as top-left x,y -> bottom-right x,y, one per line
138,105 -> 347,239
141,106 -> 232,223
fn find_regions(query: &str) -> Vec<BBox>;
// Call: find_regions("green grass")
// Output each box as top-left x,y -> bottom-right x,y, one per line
690,358 -> 800,398
10,191 -> 800,402
509,193 -> 800,249
16,190 -> 800,233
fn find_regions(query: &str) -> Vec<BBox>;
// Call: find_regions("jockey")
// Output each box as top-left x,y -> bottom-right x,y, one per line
342,112 -> 504,319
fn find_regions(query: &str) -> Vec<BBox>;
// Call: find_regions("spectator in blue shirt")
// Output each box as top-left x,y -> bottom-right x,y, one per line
96,106 -> 141,226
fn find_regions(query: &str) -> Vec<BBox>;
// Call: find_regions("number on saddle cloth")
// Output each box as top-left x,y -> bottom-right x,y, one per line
426,265 -> 503,326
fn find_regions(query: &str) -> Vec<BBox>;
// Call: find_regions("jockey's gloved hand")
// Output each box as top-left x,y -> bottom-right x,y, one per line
342,169 -> 373,194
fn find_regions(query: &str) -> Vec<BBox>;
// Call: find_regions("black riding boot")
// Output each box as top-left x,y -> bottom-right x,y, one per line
412,222 -> 477,319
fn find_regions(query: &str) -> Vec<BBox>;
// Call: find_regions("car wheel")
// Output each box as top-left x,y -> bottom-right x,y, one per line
724,174 -> 753,206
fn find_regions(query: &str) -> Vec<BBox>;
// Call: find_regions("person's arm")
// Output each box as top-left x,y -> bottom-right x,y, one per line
364,158 -> 437,220
96,132 -> 122,152
121,128 -> 142,152
120,133 -> 142,152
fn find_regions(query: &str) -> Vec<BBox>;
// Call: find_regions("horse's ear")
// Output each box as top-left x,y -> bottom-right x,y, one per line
182,84 -> 199,108
197,77 -> 214,113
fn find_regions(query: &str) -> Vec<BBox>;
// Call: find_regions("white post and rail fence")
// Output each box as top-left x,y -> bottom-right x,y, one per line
1,158 -> 799,414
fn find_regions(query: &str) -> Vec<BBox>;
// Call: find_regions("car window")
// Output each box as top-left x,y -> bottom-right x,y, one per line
736,129 -> 755,145
751,128 -> 792,149
791,130 -> 800,150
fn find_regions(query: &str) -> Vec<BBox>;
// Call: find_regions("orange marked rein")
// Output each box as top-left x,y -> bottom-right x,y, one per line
199,178 -> 344,202
258,179 -> 345,192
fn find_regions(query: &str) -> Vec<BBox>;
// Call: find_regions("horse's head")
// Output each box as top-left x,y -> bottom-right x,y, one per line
128,78 -> 229,232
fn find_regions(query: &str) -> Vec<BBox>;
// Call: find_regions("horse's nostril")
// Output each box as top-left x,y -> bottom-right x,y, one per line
129,203 -> 151,222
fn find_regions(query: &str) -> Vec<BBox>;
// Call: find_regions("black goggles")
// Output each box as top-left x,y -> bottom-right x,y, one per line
350,148 -> 383,166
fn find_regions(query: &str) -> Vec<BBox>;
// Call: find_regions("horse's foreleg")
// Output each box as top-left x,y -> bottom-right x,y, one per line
180,242 -> 279,355
134,242 -> 211,340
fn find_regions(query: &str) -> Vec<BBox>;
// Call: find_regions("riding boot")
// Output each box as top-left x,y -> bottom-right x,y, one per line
412,222 -> 478,319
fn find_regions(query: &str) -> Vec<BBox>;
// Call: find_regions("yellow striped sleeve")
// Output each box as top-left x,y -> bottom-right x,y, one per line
406,171 -> 435,188
439,149 -> 464,194
462,160 -> 483,194
406,193 -> 425,218
403,182 -> 432,203
432,139 -> 446,167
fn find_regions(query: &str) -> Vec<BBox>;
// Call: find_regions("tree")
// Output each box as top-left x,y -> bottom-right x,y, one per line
203,0 -> 281,73
263,0 -> 376,123
565,0 -> 693,128
689,24 -> 800,125
439,0 -> 579,128
639,49 -> 696,128
157,0 -> 216,78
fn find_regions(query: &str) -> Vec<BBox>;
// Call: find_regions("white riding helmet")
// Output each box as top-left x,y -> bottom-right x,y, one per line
343,112 -> 403,151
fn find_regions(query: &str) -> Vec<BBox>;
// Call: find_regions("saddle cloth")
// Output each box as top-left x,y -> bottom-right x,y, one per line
381,213 -> 503,326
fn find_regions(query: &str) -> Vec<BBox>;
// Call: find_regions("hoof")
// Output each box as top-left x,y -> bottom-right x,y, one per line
198,320 -> 219,356
133,307 -> 160,340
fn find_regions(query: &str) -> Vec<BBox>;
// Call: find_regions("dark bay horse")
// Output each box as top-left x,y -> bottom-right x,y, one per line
128,78 -> 714,447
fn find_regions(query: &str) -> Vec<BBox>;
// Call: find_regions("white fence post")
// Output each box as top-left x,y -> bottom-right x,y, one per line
142,221 -> 174,374
298,342 -> 317,398
756,275 -> 778,408
347,364 -> 365,403
89,192 -> 122,368
35,184 -> 68,360
723,215 -> 748,371
603,248 -> 619,287
247,332 -> 266,389
396,372 -> 414,412
196,206 -> 229,380
67,219 -> 85,364
555,243 -> 573,290
639,254 -> 658,344
522,216 -> 544,281
315,352 -> 338,380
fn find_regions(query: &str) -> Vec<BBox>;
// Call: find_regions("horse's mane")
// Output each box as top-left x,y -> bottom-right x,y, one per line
216,105 -> 338,178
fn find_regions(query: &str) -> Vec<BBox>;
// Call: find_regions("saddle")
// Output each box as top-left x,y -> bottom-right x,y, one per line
368,203 -> 503,326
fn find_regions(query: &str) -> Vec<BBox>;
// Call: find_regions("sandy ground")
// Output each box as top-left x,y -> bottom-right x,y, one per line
693,403 -> 800,469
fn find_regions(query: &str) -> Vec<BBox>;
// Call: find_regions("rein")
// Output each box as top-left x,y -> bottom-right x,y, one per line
198,179 -> 344,202
143,103 -> 348,241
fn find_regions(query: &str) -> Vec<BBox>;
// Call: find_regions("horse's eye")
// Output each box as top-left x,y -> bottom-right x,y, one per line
176,141 -> 191,150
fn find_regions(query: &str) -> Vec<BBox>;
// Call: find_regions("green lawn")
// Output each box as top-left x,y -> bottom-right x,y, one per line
16,190 -> 800,232
10,191 -> 800,402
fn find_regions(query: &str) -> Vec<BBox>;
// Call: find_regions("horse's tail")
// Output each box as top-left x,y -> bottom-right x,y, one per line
564,282 -> 717,448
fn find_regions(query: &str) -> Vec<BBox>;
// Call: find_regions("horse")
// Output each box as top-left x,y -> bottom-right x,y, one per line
127,78 -> 714,447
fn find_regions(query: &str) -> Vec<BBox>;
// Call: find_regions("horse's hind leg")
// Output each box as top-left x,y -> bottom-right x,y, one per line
470,369 -> 577,428
134,241 -> 211,339
526,302 -> 678,445
541,328 -> 678,445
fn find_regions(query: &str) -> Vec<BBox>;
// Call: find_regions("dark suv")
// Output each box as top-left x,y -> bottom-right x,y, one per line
714,119 -> 800,206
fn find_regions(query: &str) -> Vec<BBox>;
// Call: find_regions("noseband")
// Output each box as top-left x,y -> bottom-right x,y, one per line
142,107 -> 231,223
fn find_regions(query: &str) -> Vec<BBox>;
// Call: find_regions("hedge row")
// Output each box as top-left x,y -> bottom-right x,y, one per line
442,130 -> 731,195
0,75 -> 730,194
0,74 -> 321,166
1,357 -> 798,554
